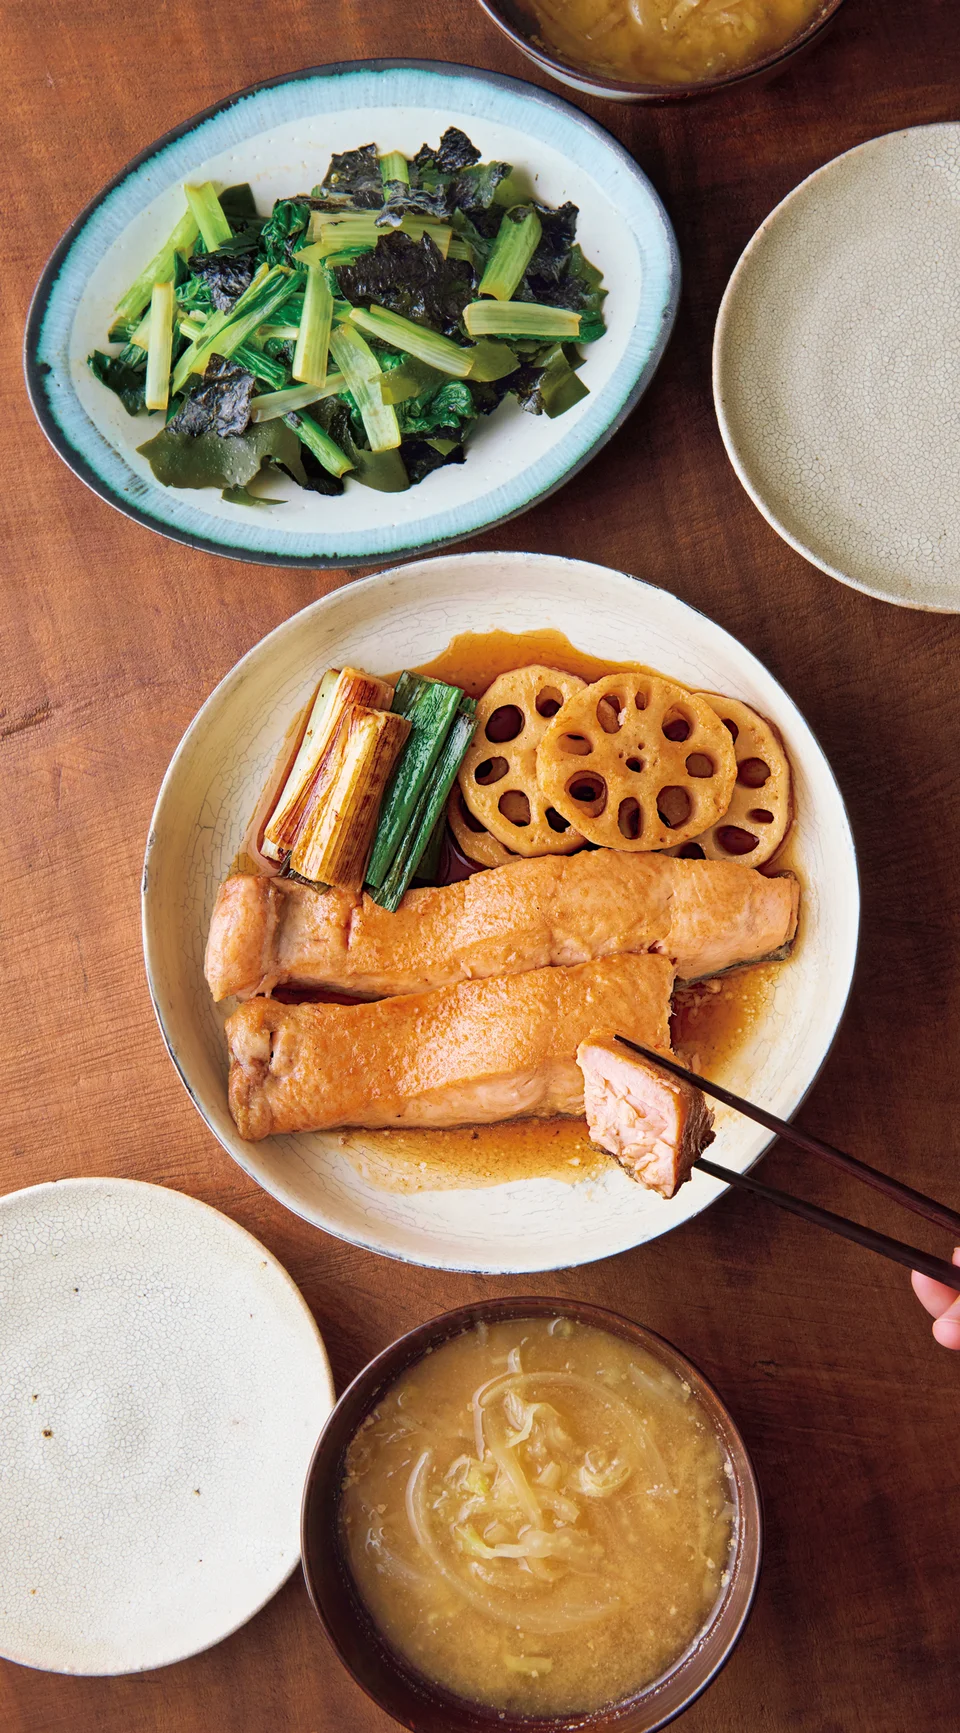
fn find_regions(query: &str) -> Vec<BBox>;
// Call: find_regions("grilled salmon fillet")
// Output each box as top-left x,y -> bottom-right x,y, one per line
578,1034 -> 714,1198
206,852 -> 798,1002
226,954 -> 674,1140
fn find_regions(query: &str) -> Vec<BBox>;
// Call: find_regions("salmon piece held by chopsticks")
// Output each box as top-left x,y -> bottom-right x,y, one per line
577,1033 -> 715,1198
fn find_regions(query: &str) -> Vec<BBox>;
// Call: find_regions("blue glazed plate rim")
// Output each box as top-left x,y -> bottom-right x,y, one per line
24,58 -> 680,569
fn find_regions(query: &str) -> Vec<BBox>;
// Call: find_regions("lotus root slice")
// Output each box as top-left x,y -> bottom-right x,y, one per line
536,672 -> 737,851
447,785 -> 516,869
667,694 -> 793,866
458,665 -> 587,856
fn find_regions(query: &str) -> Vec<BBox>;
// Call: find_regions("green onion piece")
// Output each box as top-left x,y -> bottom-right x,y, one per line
380,150 -> 409,186
328,324 -> 401,452
110,206 -> 199,339
466,338 -> 520,383
349,305 -> 473,379
413,806 -> 447,883
285,410 -> 354,478
256,323 -> 301,342
366,673 -> 465,888
250,375 -> 346,422
172,267 -> 300,394
463,301 -> 581,340
478,205 -> 542,302
144,282 -> 175,413
292,264 -> 333,388
183,182 -> 233,252
178,315 -> 206,342
372,698 -> 477,911
378,358 -> 447,406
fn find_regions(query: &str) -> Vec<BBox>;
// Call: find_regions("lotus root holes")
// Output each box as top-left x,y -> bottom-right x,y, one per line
596,694 -> 623,733
717,825 -> 759,855
685,753 -> 715,778
722,717 -> 739,742
618,798 -> 642,840
657,786 -> 692,829
559,733 -> 592,756
474,756 -> 508,786
498,790 -> 531,827
546,807 -> 570,832
748,808 -> 775,824
485,705 -> 523,743
456,790 -> 486,833
535,686 -> 564,717
662,710 -> 691,742
737,756 -> 770,788
566,773 -> 607,818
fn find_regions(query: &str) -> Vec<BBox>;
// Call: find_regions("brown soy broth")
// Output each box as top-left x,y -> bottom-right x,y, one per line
339,1317 -> 735,1715
342,629 -> 797,1193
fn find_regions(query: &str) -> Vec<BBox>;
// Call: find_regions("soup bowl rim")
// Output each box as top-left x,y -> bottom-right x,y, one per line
300,1295 -> 763,1732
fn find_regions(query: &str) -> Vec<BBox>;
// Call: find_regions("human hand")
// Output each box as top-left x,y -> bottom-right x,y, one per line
911,1247 -> 960,1349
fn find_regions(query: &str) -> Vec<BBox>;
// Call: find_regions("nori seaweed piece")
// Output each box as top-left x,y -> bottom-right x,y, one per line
166,354 -> 256,438
333,232 -> 476,337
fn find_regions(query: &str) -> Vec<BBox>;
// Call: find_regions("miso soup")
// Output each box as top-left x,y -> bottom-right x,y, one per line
339,1317 -> 736,1715
527,0 -> 826,87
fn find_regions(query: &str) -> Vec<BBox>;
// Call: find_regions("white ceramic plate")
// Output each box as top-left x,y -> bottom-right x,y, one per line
143,552 -> 859,1273
0,1177 -> 335,1675
25,60 -> 678,568
714,123 -> 960,611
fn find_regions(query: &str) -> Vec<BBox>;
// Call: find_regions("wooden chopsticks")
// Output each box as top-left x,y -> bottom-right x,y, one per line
614,1036 -> 960,1294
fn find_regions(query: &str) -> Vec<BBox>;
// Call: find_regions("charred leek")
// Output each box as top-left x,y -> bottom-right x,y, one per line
290,705 -> 411,890
262,668 -> 394,861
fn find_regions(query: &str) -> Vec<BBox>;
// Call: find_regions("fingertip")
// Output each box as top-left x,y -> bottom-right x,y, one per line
932,1312 -> 960,1351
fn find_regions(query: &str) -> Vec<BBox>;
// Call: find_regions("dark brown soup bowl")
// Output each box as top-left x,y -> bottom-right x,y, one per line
474,0 -> 847,104
301,1296 -> 762,1732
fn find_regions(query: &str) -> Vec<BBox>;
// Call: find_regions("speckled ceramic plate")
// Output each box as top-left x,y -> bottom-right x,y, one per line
0,1177 -> 335,1675
714,123 -> 960,611
24,59 -> 678,569
142,552 -> 859,1273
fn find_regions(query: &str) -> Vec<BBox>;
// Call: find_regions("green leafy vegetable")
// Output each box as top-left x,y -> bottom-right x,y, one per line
284,409 -> 354,478
463,300 -> 581,340
259,198 -> 311,264
478,206 -> 542,302
397,379 -> 476,438
348,304 -> 473,378
184,183 -> 233,252
144,282 -> 175,413
110,207 -> 199,340
328,324 -> 401,452
88,350 -> 146,415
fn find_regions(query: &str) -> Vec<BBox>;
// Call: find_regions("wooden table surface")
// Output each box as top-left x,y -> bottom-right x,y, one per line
4,1 -> 960,1728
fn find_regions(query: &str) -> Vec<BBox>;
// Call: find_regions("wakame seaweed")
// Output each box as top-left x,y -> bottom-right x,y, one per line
89,128 -> 608,505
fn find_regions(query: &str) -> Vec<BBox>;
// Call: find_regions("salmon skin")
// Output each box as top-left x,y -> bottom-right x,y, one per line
578,1034 -> 714,1198
226,954 -> 674,1141
206,852 -> 799,1003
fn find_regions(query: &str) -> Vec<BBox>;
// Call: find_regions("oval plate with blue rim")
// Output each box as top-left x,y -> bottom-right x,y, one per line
24,59 -> 679,569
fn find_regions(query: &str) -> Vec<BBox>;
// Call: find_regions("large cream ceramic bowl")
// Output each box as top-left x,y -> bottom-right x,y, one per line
143,554 -> 859,1272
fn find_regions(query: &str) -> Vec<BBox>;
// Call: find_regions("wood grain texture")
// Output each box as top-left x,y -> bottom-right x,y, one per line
3,0 -> 960,1728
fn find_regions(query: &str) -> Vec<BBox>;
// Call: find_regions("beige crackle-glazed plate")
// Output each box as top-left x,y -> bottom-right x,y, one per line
714,123 -> 960,611
142,552 -> 859,1273
0,1178 -> 335,1674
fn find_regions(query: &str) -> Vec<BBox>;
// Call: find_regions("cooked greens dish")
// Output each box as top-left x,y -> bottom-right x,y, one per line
88,129 -> 608,503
